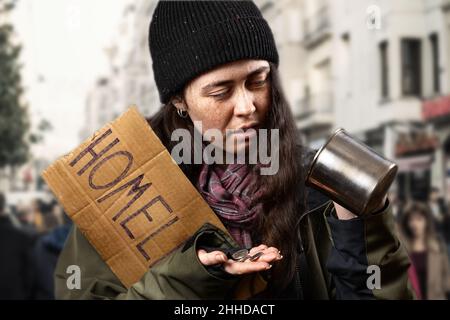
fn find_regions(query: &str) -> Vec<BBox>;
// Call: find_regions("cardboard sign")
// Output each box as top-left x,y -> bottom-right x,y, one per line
42,107 -> 227,288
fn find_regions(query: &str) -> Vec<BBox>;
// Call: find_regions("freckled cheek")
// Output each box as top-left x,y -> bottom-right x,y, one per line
189,103 -> 233,133
203,116 -> 228,132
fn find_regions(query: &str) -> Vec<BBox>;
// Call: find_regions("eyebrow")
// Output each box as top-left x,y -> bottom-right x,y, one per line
201,66 -> 270,93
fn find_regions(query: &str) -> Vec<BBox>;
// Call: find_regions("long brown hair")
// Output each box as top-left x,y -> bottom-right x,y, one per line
147,62 -> 306,296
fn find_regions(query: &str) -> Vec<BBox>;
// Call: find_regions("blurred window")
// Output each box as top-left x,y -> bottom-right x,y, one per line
401,38 -> 422,97
429,33 -> 440,94
379,41 -> 389,99
397,169 -> 430,201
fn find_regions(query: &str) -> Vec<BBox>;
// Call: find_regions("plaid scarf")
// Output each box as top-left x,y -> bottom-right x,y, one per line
196,163 -> 264,248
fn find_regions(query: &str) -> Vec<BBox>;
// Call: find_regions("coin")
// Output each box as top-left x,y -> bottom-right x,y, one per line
231,249 -> 249,261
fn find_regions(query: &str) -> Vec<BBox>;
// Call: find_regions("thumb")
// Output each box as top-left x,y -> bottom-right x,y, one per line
197,249 -> 228,266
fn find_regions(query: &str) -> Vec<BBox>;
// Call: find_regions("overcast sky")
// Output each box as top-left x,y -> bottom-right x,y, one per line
11,0 -> 127,160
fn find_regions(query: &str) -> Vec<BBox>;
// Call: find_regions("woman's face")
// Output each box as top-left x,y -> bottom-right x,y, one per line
408,211 -> 427,238
173,59 -> 272,153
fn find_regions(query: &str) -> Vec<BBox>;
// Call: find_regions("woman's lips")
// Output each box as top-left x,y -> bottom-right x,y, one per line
228,125 -> 258,138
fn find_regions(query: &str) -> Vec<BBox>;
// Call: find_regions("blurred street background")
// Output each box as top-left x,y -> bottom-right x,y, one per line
1,0 -> 450,299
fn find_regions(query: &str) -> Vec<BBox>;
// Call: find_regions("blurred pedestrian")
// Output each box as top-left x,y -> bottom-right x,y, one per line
440,195 -> 450,255
32,207 -> 72,300
0,192 -> 37,300
400,201 -> 450,299
15,204 -> 38,237
428,187 -> 448,235
31,199 -> 47,234
39,202 -> 62,234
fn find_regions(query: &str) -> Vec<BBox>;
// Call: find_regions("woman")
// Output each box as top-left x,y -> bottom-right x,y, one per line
55,0 -> 413,300
400,202 -> 450,299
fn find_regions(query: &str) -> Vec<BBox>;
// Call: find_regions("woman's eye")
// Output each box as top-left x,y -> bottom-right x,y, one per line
210,91 -> 229,99
249,79 -> 267,88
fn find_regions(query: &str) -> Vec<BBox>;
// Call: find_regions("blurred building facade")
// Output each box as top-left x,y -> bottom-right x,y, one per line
80,0 -> 159,140
258,0 -> 450,202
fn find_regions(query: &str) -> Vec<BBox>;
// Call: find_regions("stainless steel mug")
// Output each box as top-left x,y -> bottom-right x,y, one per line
305,128 -> 398,216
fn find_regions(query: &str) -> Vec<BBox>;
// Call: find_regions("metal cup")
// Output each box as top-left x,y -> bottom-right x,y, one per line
305,128 -> 398,216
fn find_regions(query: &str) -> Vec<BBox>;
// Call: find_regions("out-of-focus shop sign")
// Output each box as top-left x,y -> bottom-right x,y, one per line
395,154 -> 433,173
422,95 -> 450,120
395,132 -> 439,157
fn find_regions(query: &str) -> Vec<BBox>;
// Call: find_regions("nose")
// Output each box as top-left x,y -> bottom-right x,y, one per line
233,89 -> 256,117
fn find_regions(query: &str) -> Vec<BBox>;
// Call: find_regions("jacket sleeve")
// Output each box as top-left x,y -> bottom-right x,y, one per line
323,199 -> 415,300
54,223 -> 240,300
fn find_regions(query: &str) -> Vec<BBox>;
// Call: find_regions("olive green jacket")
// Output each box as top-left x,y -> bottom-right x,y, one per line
54,189 -> 414,300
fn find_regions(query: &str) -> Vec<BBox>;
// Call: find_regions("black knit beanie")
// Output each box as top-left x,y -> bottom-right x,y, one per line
149,0 -> 279,104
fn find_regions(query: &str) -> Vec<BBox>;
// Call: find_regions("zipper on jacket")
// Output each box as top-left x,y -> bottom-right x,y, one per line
294,222 -> 305,300
293,200 -> 330,299
295,243 -> 305,299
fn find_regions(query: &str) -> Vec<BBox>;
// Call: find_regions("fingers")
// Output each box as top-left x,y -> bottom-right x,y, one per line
224,245 -> 283,275
224,260 -> 272,275
197,249 -> 227,266
255,250 -> 282,263
249,246 -> 282,263
249,244 -> 268,255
